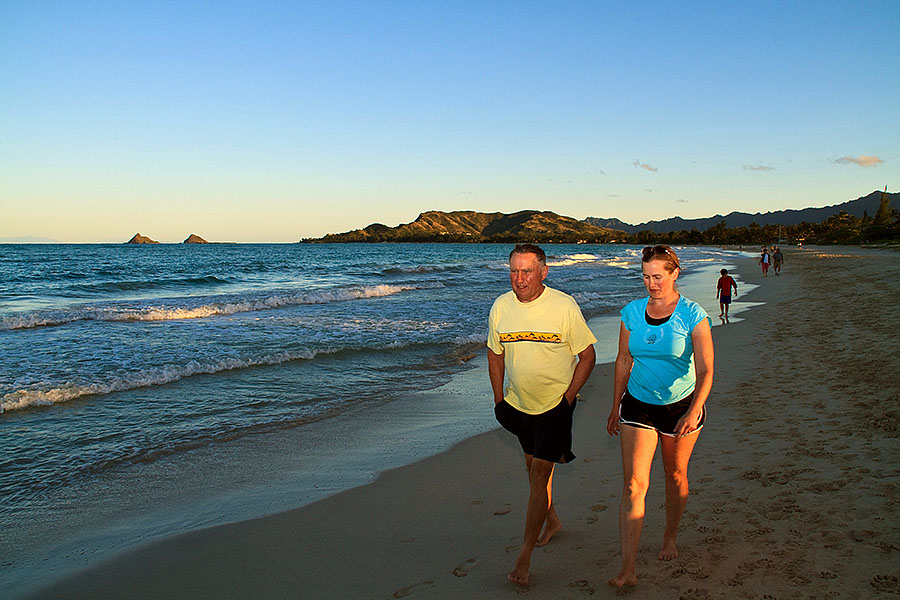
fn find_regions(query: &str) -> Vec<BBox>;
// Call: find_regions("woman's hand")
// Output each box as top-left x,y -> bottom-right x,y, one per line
607,406 -> 621,436
674,408 -> 702,437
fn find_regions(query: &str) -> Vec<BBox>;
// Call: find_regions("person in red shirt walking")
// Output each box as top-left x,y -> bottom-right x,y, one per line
716,268 -> 738,320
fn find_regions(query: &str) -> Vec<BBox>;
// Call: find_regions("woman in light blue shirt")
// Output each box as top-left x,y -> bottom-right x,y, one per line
606,245 -> 714,588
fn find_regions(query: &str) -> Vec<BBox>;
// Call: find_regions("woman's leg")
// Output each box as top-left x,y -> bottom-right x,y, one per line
658,431 -> 701,560
609,426 -> 659,587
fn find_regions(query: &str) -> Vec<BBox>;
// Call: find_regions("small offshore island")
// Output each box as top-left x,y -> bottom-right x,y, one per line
125,233 -> 215,244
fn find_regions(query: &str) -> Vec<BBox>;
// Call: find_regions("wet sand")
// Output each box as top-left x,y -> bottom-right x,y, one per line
24,246 -> 900,599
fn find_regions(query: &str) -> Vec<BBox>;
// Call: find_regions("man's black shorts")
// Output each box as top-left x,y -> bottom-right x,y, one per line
494,398 -> 576,463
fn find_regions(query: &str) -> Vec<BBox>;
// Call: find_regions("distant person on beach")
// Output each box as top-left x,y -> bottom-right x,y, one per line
716,268 -> 738,320
772,246 -> 783,275
488,243 -> 597,586
606,245 -> 714,588
759,249 -> 770,277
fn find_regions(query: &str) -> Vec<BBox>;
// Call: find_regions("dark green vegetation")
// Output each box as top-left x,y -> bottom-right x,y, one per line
630,190 -> 900,246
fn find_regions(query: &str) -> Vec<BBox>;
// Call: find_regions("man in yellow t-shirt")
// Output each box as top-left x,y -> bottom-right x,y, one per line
487,243 -> 596,586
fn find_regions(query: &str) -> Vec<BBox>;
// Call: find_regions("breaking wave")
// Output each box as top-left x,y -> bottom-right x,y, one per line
0,350 -> 331,413
0,282 -> 444,331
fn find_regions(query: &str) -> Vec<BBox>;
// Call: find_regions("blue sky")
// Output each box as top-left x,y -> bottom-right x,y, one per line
2,1 -> 898,242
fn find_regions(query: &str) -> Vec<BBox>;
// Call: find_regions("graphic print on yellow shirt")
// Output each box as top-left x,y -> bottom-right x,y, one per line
498,331 -> 563,344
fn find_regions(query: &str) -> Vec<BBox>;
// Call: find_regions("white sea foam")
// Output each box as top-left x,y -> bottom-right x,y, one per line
546,253 -> 601,267
603,260 -> 633,268
452,333 -> 488,345
0,282 -> 444,331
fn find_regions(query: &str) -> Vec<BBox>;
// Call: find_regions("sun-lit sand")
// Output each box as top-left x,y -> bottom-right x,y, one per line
23,246 -> 900,599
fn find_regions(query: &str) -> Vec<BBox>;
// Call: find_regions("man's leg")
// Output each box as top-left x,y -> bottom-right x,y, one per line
508,456 -> 555,586
523,456 -> 561,547
535,463 -> 561,546
609,426 -> 658,588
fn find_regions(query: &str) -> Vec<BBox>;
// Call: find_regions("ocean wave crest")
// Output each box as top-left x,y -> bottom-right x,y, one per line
547,253 -> 601,267
0,350 -> 326,413
382,264 -> 463,274
71,275 -> 232,293
0,282 -> 444,331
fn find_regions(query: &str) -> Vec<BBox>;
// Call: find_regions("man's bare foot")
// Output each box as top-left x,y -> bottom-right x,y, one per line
608,571 -> 637,587
658,538 -> 678,561
535,517 -> 562,547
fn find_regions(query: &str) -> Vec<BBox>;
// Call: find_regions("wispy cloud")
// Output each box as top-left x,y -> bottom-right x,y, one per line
676,198 -> 688,204
833,155 -> 883,167
633,159 -> 658,172
744,164 -> 775,171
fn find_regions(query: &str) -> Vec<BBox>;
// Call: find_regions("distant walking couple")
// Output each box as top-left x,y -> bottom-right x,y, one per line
488,243 -> 713,588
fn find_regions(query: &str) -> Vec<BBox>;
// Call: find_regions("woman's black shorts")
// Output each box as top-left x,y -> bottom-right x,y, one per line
494,398 -> 576,463
618,390 -> 705,437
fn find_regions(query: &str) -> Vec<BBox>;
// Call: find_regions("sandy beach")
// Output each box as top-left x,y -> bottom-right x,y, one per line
24,246 -> 900,599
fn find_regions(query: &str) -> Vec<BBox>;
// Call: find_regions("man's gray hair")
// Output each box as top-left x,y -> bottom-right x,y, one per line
510,244 -> 546,265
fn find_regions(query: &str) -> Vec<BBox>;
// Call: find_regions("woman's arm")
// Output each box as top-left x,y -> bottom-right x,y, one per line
674,319 -> 714,437
607,322 -> 633,436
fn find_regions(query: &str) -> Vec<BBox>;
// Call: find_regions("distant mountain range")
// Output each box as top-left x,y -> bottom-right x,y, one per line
306,210 -> 623,243
585,190 -> 899,234
306,190 -> 897,243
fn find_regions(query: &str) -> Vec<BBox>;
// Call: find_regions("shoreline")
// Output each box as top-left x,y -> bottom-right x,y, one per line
11,250 -> 749,598
2,246 -> 731,597
21,246 -> 900,598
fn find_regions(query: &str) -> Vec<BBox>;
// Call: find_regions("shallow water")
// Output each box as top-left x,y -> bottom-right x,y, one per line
0,242 -> 747,595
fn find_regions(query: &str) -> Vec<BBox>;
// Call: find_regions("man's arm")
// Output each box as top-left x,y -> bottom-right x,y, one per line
487,349 -> 505,405
607,323 -> 632,436
563,344 -> 595,405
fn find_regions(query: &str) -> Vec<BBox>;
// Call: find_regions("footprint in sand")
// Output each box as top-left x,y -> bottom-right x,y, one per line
392,580 -> 435,598
493,504 -> 512,516
452,558 -> 477,577
567,579 -> 596,595
870,574 -> 900,594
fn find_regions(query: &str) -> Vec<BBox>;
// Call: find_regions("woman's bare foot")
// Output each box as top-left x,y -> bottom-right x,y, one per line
608,570 -> 638,587
507,550 -> 531,586
507,564 -> 529,586
535,515 -> 562,547
658,538 -> 678,561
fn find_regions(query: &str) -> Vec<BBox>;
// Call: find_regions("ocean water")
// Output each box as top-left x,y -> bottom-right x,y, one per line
0,242 -> 742,593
